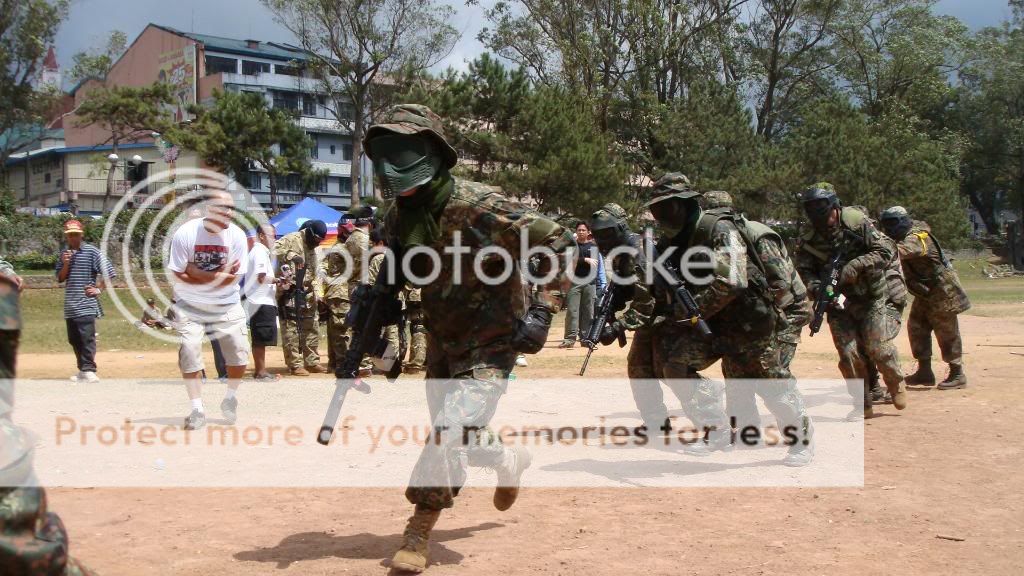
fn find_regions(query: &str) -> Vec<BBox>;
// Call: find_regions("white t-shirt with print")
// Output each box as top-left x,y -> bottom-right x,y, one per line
167,218 -> 249,306
244,242 -> 277,309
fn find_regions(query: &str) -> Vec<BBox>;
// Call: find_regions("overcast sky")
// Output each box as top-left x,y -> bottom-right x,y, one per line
53,0 -> 1014,81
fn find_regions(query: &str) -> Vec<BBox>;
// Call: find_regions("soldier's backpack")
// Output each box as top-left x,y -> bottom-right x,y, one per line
690,208 -> 784,352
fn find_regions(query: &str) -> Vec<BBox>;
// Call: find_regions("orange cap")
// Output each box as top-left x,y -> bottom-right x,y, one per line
63,219 -> 85,234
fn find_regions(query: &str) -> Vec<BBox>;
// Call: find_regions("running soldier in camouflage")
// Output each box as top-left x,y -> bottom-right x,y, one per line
880,206 -> 970,389
795,183 -> 907,419
1,259 -> 95,576
699,191 -> 814,465
365,104 -> 573,573
274,220 -> 328,375
589,203 -> 684,435
638,174 -> 741,454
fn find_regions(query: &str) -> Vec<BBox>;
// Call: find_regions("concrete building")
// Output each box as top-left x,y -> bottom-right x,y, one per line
5,24 -> 369,214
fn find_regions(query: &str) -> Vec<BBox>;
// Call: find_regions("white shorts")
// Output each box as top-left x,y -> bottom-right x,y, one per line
173,302 -> 250,374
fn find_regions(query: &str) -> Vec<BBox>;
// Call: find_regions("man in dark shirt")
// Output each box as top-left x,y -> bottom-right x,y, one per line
559,222 -> 600,348
54,219 -> 115,383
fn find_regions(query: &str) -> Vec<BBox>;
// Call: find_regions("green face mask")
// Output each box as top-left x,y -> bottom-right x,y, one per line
368,134 -> 443,198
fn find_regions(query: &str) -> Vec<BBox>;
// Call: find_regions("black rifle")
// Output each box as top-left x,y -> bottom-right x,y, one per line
317,250 -> 404,446
579,285 -> 625,376
291,255 -> 307,342
808,250 -> 844,336
653,249 -> 712,339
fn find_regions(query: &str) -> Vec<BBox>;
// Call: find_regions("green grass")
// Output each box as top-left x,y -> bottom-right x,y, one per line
16,287 -> 329,354
953,257 -> 1024,310
13,260 -> 1024,353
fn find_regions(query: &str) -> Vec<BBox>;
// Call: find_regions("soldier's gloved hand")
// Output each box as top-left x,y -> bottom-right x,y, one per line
839,266 -> 858,286
512,305 -> 553,354
599,321 -> 626,346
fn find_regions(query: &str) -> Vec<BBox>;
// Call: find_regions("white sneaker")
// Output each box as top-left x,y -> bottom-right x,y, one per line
69,371 -> 85,382
515,354 -> 528,367
80,371 -> 100,383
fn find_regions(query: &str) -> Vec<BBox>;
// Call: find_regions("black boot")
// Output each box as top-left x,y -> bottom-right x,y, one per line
937,363 -> 967,390
906,361 -> 936,386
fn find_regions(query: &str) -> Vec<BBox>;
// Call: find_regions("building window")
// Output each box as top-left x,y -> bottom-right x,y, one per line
340,177 -> 352,194
241,60 -> 270,75
342,143 -> 353,161
249,172 -> 262,190
206,55 -> 237,75
276,64 -> 301,76
338,103 -> 355,122
310,135 -> 318,159
272,91 -> 299,111
330,144 -> 336,156
302,96 -> 317,116
44,173 -> 51,183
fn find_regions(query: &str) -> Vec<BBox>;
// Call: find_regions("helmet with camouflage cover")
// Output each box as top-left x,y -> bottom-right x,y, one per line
590,203 -> 631,252
801,181 -> 840,230
879,205 -> 912,240
363,104 -> 458,198
644,172 -> 699,207
702,190 -> 733,211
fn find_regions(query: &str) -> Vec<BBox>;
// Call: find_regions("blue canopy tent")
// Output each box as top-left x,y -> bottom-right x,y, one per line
268,198 -> 344,245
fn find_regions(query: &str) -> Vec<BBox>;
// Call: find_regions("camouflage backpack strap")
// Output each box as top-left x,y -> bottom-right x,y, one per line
691,208 -> 732,247
914,229 -> 951,268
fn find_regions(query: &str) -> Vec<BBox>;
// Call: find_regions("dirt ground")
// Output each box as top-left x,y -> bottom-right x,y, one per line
18,309 -> 1024,575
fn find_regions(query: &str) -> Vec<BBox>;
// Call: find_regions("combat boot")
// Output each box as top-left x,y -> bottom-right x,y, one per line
888,381 -> 908,410
905,361 -> 936,386
391,505 -> 441,573
937,364 -> 967,390
494,446 -> 532,511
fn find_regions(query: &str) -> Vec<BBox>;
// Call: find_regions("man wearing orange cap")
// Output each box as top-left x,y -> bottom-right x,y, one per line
54,219 -> 116,383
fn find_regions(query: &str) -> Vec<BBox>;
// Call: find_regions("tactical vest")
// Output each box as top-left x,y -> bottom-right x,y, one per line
798,207 -> 884,302
690,208 -> 780,349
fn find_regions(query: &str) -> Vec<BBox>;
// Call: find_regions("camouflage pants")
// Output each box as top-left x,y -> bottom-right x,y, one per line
721,337 -> 811,443
405,339 -> 514,511
829,304 -> 905,404
280,313 -> 320,369
405,305 -> 427,369
908,299 -> 963,366
626,324 -> 727,433
0,486 -> 96,576
325,298 -> 350,371
2,341 -> 95,576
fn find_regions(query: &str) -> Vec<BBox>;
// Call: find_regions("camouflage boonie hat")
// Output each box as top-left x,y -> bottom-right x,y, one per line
880,205 -> 909,220
644,172 -> 699,207
591,203 -> 628,231
363,104 -> 458,170
702,190 -> 733,210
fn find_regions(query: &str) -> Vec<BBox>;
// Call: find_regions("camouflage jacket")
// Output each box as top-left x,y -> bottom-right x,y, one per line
322,242 -> 352,302
345,227 -> 371,287
750,228 -> 810,344
795,207 -> 895,314
896,221 -> 970,314
609,231 -> 655,331
273,231 -> 318,310
384,178 -> 573,372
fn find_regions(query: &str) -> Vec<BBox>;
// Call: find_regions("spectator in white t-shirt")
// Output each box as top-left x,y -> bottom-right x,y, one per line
167,188 -> 250,431
244,223 -> 281,381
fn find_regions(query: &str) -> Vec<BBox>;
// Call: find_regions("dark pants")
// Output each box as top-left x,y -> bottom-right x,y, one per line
66,316 -> 97,373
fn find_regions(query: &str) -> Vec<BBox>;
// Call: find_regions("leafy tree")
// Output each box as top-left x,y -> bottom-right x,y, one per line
263,0 -> 460,206
168,89 -> 318,213
507,86 -> 627,215
68,30 -> 127,84
74,82 -> 174,212
0,0 -> 68,173
953,17 -> 1024,232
